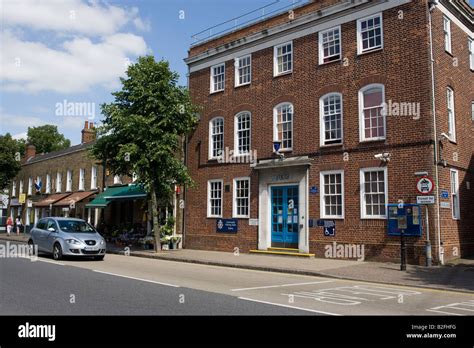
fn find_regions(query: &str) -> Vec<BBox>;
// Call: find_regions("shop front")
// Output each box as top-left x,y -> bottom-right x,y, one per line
52,191 -> 97,219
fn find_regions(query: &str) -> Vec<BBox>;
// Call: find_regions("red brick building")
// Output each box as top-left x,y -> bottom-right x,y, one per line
184,0 -> 473,264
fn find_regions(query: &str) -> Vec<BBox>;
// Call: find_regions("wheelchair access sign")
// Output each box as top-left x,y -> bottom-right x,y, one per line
317,219 -> 335,237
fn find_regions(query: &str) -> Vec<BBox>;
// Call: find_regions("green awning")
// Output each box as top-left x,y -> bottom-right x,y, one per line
85,184 -> 147,208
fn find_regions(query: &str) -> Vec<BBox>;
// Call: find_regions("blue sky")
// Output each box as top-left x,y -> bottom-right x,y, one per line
1,0 -> 472,145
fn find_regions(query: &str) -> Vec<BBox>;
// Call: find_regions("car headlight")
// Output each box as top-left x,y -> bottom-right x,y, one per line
100,239 -> 105,245
66,239 -> 81,245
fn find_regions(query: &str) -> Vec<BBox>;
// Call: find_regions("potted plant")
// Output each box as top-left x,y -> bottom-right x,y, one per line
170,235 -> 182,250
159,217 -> 175,250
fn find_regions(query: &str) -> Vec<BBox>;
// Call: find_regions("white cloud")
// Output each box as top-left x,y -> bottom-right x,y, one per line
1,31 -> 147,94
3,0 -> 148,36
12,132 -> 27,140
1,0 -> 150,94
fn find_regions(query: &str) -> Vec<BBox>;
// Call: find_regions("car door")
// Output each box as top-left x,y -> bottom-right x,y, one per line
44,219 -> 59,253
32,218 -> 47,251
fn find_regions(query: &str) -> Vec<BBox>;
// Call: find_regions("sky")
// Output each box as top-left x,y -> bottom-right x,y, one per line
1,0 -> 473,145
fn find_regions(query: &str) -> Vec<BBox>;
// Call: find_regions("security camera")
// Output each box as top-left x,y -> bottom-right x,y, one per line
374,153 -> 391,162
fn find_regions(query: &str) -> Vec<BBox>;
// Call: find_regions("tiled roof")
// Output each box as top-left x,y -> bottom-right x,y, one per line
23,141 -> 96,165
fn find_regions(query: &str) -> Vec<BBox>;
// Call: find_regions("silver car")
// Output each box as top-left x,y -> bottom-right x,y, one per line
28,217 -> 106,261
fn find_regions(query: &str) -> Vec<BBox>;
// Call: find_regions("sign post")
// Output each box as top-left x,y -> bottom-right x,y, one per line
397,214 -> 408,271
415,176 -> 434,267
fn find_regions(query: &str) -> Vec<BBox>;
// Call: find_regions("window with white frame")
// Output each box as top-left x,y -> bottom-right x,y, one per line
35,176 -> 41,193
320,93 -> 343,145
359,84 -> 385,141
233,178 -> 250,218
274,41 -> 293,76
79,168 -> 85,191
447,87 -> 456,141
235,112 -> 251,155
450,169 -> 460,219
210,63 -> 225,93
19,180 -> 23,194
320,170 -> 344,218
444,16 -> 451,53
28,177 -> 32,195
207,180 -> 223,217
113,175 -> 122,184
46,174 -> 51,194
235,55 -> 251,86
56,172 -> 62,193
469,38 -> 473,70
91,166 -> 98,189
471,101 -> 474,121
319,26 -> 341,64
66,170 -> 72,192
274,103 -> 293,150
12,181 -> 16,197
357,13 -> 383,54
360,167 -> 387,219
209,117 -> 224,159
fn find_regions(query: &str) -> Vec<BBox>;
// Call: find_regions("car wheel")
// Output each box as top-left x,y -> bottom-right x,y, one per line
53,243 -> 63,260
94,255 -> 105,261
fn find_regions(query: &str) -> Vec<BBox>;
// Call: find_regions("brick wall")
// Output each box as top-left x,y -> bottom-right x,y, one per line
185,0 -> 473,264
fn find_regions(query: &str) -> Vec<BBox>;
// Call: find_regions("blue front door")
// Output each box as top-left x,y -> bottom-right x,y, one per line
271,185 -> 299,246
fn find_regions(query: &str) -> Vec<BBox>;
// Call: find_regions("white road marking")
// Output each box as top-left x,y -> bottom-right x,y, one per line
231,280 -> 334,292
35,258 -> 65,266
427,301 -> 474,316
238,297 -> 341,316
93,270 -> 180,288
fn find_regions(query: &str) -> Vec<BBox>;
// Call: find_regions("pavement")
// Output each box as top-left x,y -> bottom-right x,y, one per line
1,232 -> 473,294
1,240 -> 473,316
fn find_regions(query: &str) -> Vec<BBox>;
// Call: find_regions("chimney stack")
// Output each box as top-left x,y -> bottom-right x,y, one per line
25,144 -> 36,161
81,120 -> 96,143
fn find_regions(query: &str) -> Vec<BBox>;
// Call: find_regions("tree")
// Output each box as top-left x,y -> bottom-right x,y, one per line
90,56 -> 199,251
0,133 -> 23,190
27,125 -> 71,154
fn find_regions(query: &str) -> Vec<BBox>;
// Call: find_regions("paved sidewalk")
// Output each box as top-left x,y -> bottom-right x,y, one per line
1,233 -> 473,293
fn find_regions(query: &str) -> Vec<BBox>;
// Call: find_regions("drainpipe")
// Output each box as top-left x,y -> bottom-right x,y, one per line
427,0 -> 443,265
182,65 -> 191,248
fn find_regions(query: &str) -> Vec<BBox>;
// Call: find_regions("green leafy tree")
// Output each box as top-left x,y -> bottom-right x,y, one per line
27,125 -> 71,154
0,133 -> 23,190
90,56 -> 199,251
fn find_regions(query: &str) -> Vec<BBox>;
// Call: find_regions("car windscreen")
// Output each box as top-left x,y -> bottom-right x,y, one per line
58,220 -> 96,233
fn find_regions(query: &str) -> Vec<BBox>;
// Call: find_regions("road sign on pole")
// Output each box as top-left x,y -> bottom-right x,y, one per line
416,176 -> 434,195
416,196 -> 435,204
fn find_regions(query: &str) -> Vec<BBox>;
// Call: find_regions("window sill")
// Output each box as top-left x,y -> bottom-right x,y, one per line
207,216 -> 222,219
319,57 -> 341,66
234,82 -> 251,88
209,90 -> 224,95
359,137 -> 386,143
320,142 -> 343,148
360,216 -> 387,220
321,216 -> 344,220
357,47 -> 383,56
273,70 -> 293,78
233,216 -> 249,219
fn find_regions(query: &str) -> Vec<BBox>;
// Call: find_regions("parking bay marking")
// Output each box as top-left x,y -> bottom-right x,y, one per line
238,297 -> 341,316
282,285 -> 422,306
426,300 -> 474,316
231,280 -> 334,292
93,270 -> 180,288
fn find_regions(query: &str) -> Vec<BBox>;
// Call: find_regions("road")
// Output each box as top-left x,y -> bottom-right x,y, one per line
1,241 -> 473,315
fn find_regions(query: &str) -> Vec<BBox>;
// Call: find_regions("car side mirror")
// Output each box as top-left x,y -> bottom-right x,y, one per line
48,227 -> 56,232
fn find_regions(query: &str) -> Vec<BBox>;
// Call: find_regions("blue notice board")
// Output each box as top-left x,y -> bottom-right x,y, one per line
216,219 -> 238,233
387,204 -> 422,237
